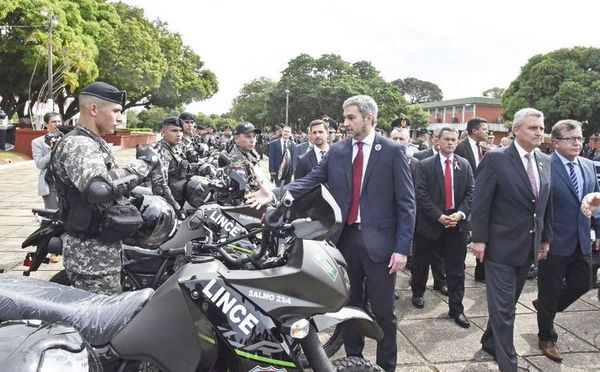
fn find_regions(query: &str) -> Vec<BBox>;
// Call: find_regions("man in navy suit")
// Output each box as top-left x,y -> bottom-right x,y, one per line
471,108 -> 552,372
412,126 -> 474,327
534,119 -> 600,362
248,95 -> 415,372
294,119 -> 329,179
268,125 -> 296,186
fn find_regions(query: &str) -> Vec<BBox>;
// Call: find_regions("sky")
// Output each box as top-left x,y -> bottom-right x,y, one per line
120,0 -> 600,115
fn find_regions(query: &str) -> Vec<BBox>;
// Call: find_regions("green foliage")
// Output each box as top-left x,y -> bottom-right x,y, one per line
130,127 -> 153,133
392,77 -> 443,104
404,105 -> 430,129
502,47 -> 600,136
0,0 -> 217,120
125,109 -> 140,128
482,87 -> 505,98
229,54 -> 408,133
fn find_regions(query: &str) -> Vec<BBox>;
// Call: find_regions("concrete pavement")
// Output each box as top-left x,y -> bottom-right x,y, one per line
1,146 -> 599,371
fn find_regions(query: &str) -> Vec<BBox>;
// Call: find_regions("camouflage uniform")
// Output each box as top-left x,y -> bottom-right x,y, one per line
181,134 -> 200,162
53,126 -> 151,295
151,139 -> 207,206
227,144 -> 262,193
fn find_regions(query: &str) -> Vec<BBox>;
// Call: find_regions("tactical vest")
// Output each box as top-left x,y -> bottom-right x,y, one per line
52,127 -> 140,242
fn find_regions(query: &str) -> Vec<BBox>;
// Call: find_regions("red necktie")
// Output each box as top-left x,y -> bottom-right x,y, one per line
347,142 -> 363,225
444,158 -> 453,209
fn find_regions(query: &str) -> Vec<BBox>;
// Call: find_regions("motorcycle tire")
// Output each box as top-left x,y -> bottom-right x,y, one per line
298,323 -> 343,368
49,269 -> 71,286
332,356 -> 384,371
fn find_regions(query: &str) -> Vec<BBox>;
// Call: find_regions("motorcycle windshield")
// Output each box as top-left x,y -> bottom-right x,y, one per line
290,184 -> 342,240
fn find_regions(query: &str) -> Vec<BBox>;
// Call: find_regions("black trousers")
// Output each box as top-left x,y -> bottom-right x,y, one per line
338,224 -> 397,372
412,229 -> 467,315
537,248 -> 592,342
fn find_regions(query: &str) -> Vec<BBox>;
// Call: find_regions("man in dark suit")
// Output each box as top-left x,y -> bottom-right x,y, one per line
268,125 -> 296,186
412,126 -> 474,327
533,119 -> 600,362
295,126 -> 313,156
410,130 -> 448,294
248,95 -> 415,372
455,117 -> 488,282
294,119 -> 330,179
471,108 -> 552,372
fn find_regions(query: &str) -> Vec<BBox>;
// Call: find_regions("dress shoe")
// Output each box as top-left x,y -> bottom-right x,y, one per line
474,276 -> 485,283
394,289 -> 400,300
532,299 -> 539,311
433,284 -> 449,296
450,312 -> 471,328
412,296 -> 424,309
527,264 -> 538,279
539,340 -> 562,362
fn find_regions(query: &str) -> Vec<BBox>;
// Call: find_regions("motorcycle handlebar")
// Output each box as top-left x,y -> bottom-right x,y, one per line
265,192 -> 294,227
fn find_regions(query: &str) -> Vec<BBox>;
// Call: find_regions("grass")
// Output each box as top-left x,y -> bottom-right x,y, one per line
0,151 -> 30,163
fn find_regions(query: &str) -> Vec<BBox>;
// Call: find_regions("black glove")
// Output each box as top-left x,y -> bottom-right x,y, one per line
136,145 -> 161,170
198,163 -> 216,178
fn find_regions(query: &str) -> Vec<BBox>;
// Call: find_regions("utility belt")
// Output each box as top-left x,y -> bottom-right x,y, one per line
59,187 -> 142,243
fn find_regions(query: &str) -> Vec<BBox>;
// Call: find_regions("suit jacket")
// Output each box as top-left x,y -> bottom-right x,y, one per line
415,154 -> 474,239
454,137 -> 478,174
550,153 -> 600,256
294,149 -> 318,180
31,135 -> 52,196
268,138 -> 296,175
284,133 -> 416,262
295,141 -> 311,156
471,143 -> 552,266
413,148 -> 434,161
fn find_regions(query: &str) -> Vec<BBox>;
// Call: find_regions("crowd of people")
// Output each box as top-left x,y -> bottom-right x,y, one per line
32,81 -> 600,372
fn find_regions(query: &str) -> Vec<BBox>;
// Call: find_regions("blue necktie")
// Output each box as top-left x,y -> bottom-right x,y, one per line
567,162 -> 579,198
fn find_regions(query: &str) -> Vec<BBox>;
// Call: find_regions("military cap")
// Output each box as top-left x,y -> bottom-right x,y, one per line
159,116 -> 182,129
80,81 -> 126,105
196,124 -> 206,130
234,122 -> 262,135
179,112 -> 195,122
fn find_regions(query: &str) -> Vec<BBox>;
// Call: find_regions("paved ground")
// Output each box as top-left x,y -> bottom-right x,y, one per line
1,146 -> 599,371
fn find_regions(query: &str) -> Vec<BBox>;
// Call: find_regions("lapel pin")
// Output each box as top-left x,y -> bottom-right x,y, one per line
454,161 -> 460,171
374,144 -> 382,151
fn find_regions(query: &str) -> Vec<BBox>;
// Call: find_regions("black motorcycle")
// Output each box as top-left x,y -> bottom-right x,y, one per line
1,185 -> 383,371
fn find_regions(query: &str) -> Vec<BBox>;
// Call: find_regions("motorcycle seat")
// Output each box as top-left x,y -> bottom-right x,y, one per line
0,275 -> 153,346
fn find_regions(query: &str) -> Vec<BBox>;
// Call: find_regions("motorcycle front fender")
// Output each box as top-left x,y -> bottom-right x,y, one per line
312,306 -> 383,341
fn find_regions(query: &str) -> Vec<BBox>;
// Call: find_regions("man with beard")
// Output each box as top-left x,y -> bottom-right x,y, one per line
294,119 -> 329,179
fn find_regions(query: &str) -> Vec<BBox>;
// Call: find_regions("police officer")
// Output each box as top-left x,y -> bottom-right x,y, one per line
151,116 -> 214,208
217,125 -> 233,151
179,112 -> 200,162
52,81 -> 161,295
227,122 -> 264,192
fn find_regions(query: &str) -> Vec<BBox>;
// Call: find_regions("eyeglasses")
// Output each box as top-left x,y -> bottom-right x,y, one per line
556,137 -> 583,143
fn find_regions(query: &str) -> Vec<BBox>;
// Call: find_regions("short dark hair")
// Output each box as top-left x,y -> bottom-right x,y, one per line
466,117 -> 487,134
309,119 -> 329,131
43,112 -> 60,124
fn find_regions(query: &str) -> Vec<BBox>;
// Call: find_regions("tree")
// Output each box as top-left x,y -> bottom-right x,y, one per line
241,53 -> 408,132
502,47 -> 600,136
0,0 -> 217,121
482,87 -> 505,98
392,77 -> 443,104
229,77 -> 276,127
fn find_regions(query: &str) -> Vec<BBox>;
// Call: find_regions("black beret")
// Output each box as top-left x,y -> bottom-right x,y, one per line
80,81 -> 126,105
159,116 -> 182,129
234,122 -> 262,135
178,112 -> 195,122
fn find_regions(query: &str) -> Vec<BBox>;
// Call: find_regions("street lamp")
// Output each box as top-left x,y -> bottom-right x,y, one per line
40,9 -> 58,107
285,89 -> 290,126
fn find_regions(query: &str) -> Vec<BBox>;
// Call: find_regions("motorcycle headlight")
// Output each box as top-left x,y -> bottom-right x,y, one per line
39,348 -> 90,372
339,265 -> 351,294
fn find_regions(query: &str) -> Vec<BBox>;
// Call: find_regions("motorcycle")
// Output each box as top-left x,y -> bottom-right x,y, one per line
1,184 -> 383,371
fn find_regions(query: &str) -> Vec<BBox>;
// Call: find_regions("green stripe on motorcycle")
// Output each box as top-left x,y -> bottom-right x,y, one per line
234,349 -> 296,367
226,244 -> 253,253
198,333 -> 216,345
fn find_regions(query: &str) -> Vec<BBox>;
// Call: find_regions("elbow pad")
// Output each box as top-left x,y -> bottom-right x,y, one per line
83,173 -> 141,204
